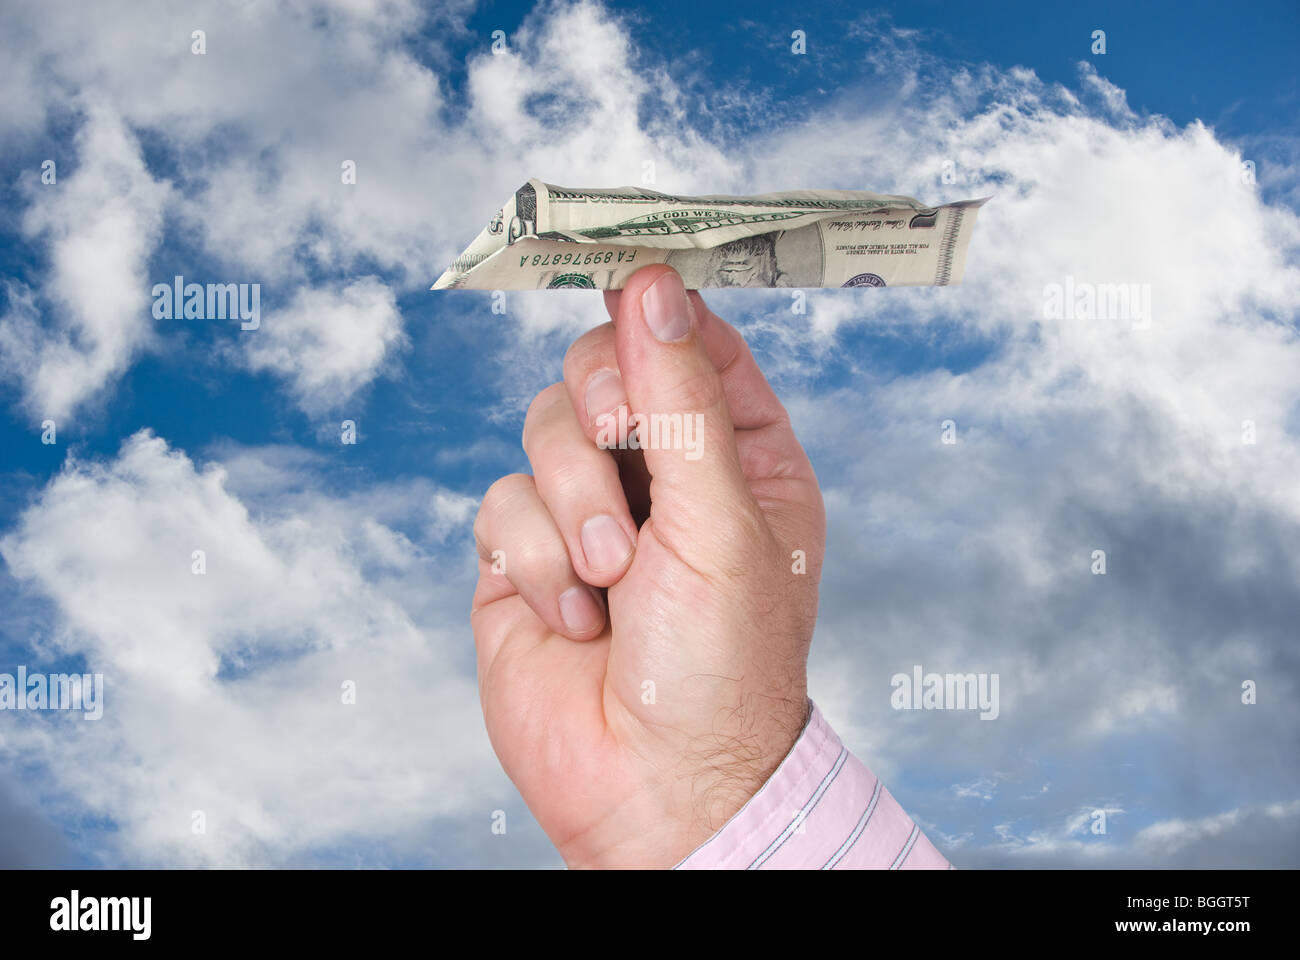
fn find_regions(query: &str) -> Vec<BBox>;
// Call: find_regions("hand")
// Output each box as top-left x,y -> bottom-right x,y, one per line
471,265 -> 826,868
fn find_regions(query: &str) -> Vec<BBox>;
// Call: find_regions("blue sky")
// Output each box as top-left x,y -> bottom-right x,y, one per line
1,0 -> 1298,868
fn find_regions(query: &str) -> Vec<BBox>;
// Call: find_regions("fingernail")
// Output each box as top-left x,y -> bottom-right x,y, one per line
559,584 -> 603,635
641,270 -> 692,342
584,369 -> 627,425
581,514 -> 634,572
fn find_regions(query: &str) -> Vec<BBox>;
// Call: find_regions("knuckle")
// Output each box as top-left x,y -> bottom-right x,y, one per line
515,530 -> 569,576
664,363 -> 725,414
480,473 -> 534,520
563,322 -> 614,383
541,456 -> 588,500
521,383 -> 567,454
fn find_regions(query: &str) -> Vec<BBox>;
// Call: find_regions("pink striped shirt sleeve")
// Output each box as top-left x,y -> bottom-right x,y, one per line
674,700 -> 952,869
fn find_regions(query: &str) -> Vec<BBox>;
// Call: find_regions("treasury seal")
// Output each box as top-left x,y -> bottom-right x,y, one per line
546,273 -> 596,289
842,273 -> 887,288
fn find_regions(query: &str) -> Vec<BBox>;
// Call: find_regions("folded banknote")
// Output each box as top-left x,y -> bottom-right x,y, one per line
432,179 -> 987,291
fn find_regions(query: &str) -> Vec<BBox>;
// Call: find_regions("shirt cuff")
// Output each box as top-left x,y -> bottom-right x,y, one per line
673,700 -> 952,869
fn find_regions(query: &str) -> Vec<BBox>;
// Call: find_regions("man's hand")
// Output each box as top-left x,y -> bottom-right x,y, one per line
471,265 -> 826,868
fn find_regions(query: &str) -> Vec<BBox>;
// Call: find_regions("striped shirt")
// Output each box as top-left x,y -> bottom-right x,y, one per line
674,701 -> 952,869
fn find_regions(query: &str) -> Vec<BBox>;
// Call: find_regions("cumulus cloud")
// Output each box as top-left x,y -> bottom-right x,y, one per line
0,101 -> 170,421
0,431 -> 514,867
748,28 -> 1300,868
241,277 -> 407,415
0,0 -> 764,419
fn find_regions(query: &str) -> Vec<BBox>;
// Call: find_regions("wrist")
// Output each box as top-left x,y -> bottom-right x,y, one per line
564,693 -> 812,869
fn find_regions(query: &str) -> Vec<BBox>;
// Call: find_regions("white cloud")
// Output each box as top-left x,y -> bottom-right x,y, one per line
241,277 -> 407,414
954,778 -> 999,801
719,26 -> 1300,845
0,0 -> 746,419
1135,799 -> 1300,857
0,431 -> 501,867
957,799 -> 1300,868
0,101 -> 170,421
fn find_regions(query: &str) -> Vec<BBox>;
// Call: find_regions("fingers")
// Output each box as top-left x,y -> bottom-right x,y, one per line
563,321 -> 627,434
562,322 -> 654,524
602,285 -> 788,432
522,383 -> 638,587
609,266 -> 768,572
473,473 -> 607,641
472,377 -> 640,644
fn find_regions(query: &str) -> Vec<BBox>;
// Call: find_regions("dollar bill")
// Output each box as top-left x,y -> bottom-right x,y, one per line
432,178 -> 988,291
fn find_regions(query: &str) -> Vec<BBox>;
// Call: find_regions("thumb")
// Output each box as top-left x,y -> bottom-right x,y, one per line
611,265 -> 766,574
